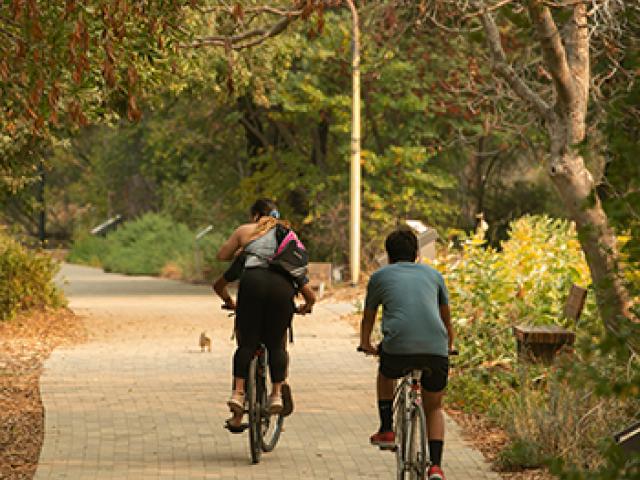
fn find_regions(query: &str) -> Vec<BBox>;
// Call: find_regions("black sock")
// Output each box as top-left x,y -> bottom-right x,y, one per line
428,440 -> 444,466
378,400 -> 393,432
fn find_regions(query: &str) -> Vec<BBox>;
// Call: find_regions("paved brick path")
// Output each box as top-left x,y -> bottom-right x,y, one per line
36,264 -> 499,479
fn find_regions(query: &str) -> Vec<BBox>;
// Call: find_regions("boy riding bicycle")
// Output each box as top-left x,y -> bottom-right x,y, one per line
358,228 -> 455,480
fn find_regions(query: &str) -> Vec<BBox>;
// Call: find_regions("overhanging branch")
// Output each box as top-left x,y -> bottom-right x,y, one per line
185,13 -> 296,51
478,7 -> 553,121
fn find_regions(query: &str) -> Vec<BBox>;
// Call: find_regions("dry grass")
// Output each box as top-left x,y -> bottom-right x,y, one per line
0,308 -> 86,480
448,409 -> 554,480
498,371 -> 639,472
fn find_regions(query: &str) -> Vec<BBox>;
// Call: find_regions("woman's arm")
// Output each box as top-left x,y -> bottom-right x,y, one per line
213,276 -> 236,309
216,227 -> 243,261
297,284 -> 316,314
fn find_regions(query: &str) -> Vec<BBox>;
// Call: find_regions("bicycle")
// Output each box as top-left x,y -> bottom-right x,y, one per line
223,305 -> 301,464
245,343 -> 285,463
358,346 -> 458,480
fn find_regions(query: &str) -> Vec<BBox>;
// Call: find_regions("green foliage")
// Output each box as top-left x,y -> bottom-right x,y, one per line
437,215 -> 639,475
66,235 -> 110,268
363,146 -> 456,252
436,215 -> 593,407
498,438 -> 545,470
0,231 -> 65,321
68,213 -> 229,281
100,213 -> 193,276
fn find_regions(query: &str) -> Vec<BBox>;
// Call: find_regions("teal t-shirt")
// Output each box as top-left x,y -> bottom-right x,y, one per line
365,262 -> 449,357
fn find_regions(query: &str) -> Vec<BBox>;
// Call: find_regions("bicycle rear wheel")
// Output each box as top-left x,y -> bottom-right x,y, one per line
407,404 -> 428,480
261,411 -> 284,452
247,357 -> 262,464
394,387 -> 409,480
258,351 -> 284,452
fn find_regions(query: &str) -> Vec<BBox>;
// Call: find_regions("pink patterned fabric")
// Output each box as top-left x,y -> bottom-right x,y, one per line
275,231 -> 305,256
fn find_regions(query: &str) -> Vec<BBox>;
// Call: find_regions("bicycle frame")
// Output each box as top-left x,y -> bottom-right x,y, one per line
393,370 -> 428,480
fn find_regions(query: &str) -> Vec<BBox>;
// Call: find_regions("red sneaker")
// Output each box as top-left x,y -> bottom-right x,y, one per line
428,465 -> 446,480
370,430 -> 395,449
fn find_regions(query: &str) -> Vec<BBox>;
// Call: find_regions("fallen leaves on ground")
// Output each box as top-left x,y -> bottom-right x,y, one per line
0,308 -> 86,480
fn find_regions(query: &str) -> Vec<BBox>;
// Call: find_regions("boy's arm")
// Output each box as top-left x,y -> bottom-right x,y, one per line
437,274 -> 455,352
439,304 -> 455,352
359,308 -> 378,354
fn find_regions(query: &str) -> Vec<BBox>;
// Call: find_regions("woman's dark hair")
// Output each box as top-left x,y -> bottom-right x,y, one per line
250,198 -> 278,218
385,228 -> 418,263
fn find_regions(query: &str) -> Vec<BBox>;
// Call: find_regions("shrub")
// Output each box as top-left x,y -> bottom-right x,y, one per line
68,214 -> 232,281
66,234 -> 110,267
0,231 -> 65,321
434,215 -> 639,476
434,215 -> 595,411
101,213 -> 194,276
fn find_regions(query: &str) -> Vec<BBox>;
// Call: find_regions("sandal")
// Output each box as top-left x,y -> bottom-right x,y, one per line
224,419 -> 248,434
227,392 -> 245,414
268,394 -> 283,415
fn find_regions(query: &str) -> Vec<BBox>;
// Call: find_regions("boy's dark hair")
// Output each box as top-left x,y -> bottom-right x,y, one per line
385,228 -> 418,263
250,198 -> 278,218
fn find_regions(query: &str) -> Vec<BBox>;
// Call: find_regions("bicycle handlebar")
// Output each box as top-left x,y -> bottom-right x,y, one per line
357,346 -> 459,356
221,303 -> 308,315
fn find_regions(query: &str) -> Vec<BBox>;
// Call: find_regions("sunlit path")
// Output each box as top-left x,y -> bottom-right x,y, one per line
35,264 -> 498,479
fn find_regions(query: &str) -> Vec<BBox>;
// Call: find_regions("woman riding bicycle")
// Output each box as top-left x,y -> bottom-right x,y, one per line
216,198 -> 315,430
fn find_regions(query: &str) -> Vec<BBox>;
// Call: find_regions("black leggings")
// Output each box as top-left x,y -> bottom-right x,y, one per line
233,268 -> 295,383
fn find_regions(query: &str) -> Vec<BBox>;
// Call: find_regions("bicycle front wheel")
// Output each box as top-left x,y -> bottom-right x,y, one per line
407,403 -> 428,480
247,357 -> 262,464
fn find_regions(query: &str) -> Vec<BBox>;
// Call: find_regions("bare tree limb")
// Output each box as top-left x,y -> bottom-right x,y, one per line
478,7 -> 553,121
239,116 -> 270,150
564,2 -> 590,142
462,0 -> 518,20
527,0 -> 576,113
183,12 -> 296,51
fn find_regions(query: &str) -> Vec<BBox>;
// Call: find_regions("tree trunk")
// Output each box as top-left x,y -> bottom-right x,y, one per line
462,135 -> 487,229
548,145 -> 639,351
479,2 -> 639,352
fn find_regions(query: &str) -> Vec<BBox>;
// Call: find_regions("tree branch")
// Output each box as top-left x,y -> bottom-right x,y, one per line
239,116 -> 270,150
564,2 -> 589,142
184,12 -> 296,50
527,0 -> 576,112
478,7 -> 553,121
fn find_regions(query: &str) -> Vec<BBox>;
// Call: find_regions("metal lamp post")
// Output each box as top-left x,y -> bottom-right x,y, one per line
345,0 -> 361,286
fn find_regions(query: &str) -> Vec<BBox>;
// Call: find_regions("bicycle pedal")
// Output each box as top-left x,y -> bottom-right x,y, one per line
378,444 -> 396,452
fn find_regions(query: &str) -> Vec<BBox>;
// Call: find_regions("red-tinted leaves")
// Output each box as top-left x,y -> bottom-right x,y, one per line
11,0 -> 25,21
103,60 -> 116,87
127,94 -> 141,121
232,3 -> 243,21
127,65 -> 137,87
